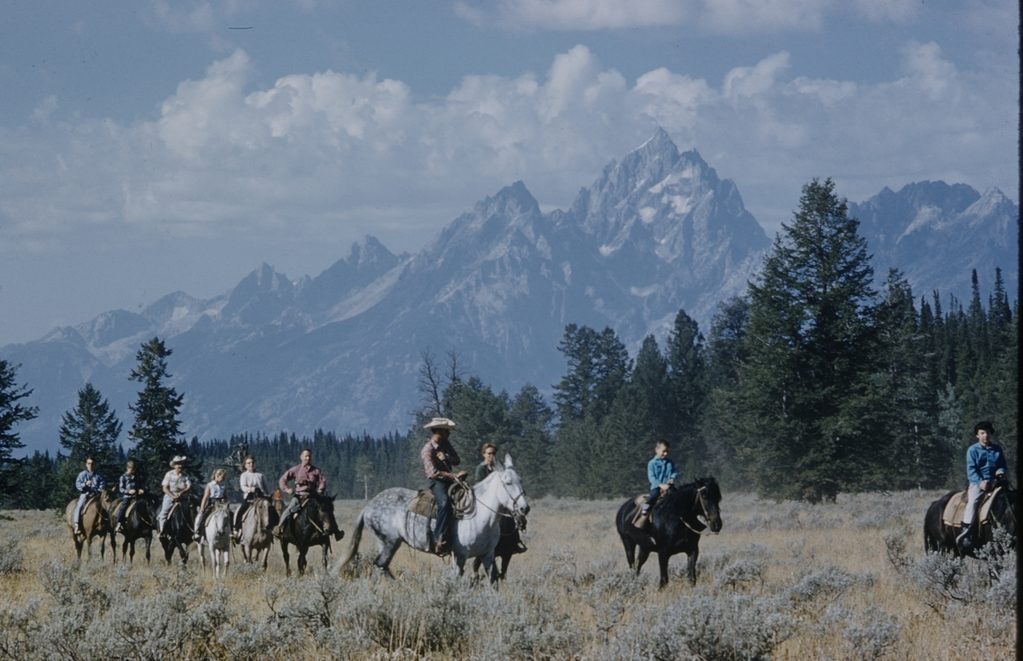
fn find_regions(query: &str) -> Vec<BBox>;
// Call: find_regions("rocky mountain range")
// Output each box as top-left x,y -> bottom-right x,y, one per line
4,129 -> 1017,454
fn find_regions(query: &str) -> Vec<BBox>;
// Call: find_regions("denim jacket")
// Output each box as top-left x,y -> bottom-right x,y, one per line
966,442 -> 1008,484
76,470 -> 105,494
647,456 -> 679,490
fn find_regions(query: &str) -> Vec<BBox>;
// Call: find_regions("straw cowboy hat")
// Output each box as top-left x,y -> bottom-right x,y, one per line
423,417 -> 456,430
169,455 -> 188,467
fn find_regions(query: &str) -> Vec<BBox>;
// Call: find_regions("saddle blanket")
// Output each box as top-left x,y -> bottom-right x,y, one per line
942,487 -> 1000,527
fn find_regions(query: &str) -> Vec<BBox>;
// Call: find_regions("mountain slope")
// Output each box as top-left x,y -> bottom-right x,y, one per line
4,133 -> 1016,454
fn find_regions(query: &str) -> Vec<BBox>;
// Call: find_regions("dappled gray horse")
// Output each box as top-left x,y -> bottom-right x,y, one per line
339,454 -> 529,583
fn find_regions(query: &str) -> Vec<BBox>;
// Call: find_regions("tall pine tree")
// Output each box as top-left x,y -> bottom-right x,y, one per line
735,178 -> 875,500
128,337 -> 189,492
57,383 -> 123,505
0,360 -> 38,503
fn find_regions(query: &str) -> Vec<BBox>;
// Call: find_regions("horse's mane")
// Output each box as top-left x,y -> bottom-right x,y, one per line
662,477 -> 720,505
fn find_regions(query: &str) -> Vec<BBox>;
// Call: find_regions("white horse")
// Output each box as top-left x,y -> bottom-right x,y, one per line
198,501 -> 232,578
339,454 -> 529,583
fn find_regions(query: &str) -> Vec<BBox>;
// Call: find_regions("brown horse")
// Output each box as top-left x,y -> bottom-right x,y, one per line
65,492 -> 113,565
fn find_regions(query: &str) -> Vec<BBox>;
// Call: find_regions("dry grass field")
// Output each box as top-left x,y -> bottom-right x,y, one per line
0,489 -> 1014,660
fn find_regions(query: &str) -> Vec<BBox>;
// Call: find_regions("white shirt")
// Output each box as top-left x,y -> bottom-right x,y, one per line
239,470 -> 268,495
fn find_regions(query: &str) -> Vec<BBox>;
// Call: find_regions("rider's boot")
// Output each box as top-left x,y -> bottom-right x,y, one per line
956,521 -> 972,552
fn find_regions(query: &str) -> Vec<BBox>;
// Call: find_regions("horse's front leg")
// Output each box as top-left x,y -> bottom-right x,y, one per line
482,550 -> 499,586
321,543 -> 329,571
281,542 -> 292,577
634,546 -> 651,575
686,547 -> 699,585
657,551 -> 671,589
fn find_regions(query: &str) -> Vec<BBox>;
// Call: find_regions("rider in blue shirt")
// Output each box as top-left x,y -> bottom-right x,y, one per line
73,456 -> 106,535
113,460 -> 145,532
641,439 -> 678,517
957,421 -> 1008,552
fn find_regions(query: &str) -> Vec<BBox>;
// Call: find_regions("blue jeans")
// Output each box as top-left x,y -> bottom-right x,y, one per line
645,487 -> 662,510
430,480 -> 453,543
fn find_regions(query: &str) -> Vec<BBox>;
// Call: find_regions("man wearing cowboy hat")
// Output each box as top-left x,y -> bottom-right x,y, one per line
158,455 -> 193,538
420,417 -> 466,555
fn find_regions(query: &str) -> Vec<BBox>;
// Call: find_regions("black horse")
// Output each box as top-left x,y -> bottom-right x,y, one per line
109,493 -> 160,564
615,477 -> 723,588
160,496 -> 198,565
924,477 -> 1017,558
279,493 -> 343,576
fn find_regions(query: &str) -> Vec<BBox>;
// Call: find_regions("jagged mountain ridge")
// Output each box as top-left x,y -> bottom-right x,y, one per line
3,132 -> 1017,454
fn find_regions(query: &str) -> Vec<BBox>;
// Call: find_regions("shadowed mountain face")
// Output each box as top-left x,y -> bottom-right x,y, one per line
4,132 -> 1016,453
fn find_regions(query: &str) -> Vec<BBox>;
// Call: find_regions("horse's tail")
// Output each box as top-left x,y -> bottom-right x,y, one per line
337,508 -> 365,573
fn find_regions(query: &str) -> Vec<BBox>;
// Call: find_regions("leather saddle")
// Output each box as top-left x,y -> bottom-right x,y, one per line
408,490 -> 438,519
942,487 -> 1001,527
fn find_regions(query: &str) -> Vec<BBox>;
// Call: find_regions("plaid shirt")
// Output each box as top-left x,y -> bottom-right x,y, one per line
278,463 -> 325,496
421,438 -> 461,482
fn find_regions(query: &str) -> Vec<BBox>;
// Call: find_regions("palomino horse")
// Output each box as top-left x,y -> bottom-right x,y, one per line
65,492 -> 113,565
278,493 -> 341,576
109,493 -> 159,564
198,500 -> 232,578
339,454 -> 530,584
238,495 -> 279,571
615,477 -> 723,587
160,497 -> 197,565
924,477 -> 1017,558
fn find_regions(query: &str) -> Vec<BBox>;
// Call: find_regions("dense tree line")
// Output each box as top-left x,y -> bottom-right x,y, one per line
0,179 -> 1016,508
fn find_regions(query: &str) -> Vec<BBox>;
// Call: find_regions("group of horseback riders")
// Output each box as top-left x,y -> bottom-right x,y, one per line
71,449 -> 345,545
70,416 -> 527,559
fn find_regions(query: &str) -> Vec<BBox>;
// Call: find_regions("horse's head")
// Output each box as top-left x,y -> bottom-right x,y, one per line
309,493 -> 337,534
695,477 -> 723,533
494,454 -> 530,516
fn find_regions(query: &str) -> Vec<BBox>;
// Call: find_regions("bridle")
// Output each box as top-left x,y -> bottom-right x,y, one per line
681,485 -> 718,536
462,470 -> 527,521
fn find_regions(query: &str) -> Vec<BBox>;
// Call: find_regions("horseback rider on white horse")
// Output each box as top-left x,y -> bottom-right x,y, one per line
420,417 -> 466,555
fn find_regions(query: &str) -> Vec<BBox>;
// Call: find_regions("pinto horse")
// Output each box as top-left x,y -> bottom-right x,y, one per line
615,477 -> 723,588
278,493 -> 341,576
65,492 -> 113,565
109,493 -> 159,564
238,495 -> 279,571
924,477 -> 1017,558
160,497 -> 197,565
339,454 -> 530,584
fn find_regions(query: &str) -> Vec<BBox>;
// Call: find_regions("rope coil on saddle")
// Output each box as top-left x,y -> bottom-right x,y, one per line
449,477 -> 476,519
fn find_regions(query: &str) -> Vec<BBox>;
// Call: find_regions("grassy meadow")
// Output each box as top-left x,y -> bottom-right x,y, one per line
0,489 -> 1015,660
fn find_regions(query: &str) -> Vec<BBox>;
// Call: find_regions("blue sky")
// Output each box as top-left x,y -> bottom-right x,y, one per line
0,0 -> 1017,346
